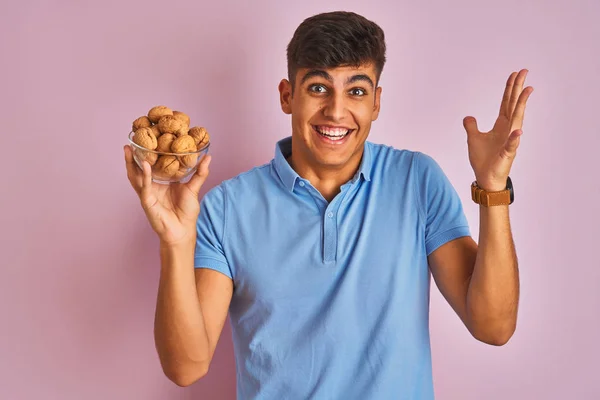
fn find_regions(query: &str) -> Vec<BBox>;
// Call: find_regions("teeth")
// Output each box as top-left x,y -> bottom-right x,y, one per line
315,126 -> 350,138
323,134 -> 344,141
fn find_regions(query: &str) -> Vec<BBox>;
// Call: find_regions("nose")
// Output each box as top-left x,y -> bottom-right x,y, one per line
322,92 -> 346,121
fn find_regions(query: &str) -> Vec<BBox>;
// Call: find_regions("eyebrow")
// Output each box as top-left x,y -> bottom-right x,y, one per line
346,74 -> 374,89
301,69 -> 333,85
300,69 -> 375,89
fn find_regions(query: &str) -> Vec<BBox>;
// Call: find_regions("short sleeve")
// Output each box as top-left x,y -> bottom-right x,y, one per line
194,185 -> 233,279
414,152 -> 471,256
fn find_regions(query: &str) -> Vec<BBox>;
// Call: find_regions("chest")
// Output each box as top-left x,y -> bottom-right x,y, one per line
225,180 -> 428,312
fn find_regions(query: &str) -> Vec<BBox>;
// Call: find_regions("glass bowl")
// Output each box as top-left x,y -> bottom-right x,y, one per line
128,130 -> 210,184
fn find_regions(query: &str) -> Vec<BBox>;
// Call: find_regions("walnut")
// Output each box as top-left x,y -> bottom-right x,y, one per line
157,115 -> 184,135
197,132 -> 210,150
132,116 -> 151,131
149,124 -> 161,138
177,124 -> 189,137
179,154 -> 198,168
171,135 -> 196,153
134,148 -> 158,166
171,135 -> 198,168
189,127 -> 210,148
173,111 -> 190,126
173,167 -> 190,180
148,106 -> 173,124
154,155 -> 180,178
156,133 -> 176,152
132,127 -> 158,150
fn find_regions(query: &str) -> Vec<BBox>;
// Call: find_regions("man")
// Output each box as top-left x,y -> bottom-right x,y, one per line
124,11 -> 533,399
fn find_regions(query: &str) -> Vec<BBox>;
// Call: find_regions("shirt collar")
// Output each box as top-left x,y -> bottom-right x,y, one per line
273,136 -> 372,192
273,137 -> 299,192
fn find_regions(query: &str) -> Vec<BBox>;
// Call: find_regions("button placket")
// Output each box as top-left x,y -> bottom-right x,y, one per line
323,197 -> 344,264
323,208 -> 337,263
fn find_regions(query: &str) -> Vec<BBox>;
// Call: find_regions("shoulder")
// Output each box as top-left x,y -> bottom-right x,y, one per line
202,162 -> 273,204
367,141 -> 438,177
368,141 -> 415,161
222,162 -> 272,194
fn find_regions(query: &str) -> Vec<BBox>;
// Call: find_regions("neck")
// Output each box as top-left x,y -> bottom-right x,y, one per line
287,147 -> 363,203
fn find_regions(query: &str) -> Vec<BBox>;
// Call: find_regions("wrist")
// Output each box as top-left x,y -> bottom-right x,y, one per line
159,238 -> 196,273
474,180 -> 507,192
159,236 -> 196,252
471,176 -> 514,207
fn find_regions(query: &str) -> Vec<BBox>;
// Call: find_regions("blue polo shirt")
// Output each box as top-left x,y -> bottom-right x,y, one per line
194,137 -> 471,399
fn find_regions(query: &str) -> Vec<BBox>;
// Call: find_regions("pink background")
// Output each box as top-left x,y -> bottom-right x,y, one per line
2,0 -> 598,399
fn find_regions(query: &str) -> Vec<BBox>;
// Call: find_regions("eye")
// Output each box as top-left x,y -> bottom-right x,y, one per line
308,84 -> 327,94
349,88 -> 366,96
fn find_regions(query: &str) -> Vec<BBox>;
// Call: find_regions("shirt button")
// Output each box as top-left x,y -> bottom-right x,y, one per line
299,181 -> 305,187
328,212 -> 333,218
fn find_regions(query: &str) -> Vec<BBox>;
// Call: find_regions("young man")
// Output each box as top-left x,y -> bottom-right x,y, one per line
124,11 -> 533,400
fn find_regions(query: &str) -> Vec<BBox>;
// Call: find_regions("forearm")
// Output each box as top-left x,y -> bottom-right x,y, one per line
154,239 -> 210,384
466,205 -> 520,345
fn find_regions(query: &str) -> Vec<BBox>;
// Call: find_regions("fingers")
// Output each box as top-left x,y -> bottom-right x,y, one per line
187,154 -> 212,195
508,69 -> 528,119
463,116 -> 479,136
503,129 -> 523,158
499,72 -> 517,118
124,145 -> 143,194
510,86 -> 534,131
138,160 -> 161,214
140,160 -> 153,201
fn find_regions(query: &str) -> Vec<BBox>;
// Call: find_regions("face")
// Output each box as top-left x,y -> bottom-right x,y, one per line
278,64 -> 382,173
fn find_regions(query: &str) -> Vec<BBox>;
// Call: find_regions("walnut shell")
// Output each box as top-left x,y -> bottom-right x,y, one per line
173,167 -> 190,180
179,154 -> 198,168
171,135 -> 196,153
132,116 -> 151,131
132,127 -> 158,150
154,155 -> 180,178
173,111 -> 190,126
158,115 -> 184,135
189,127 -> 209,148
177,124 -> 189,137
156,133 -> 176,153
148,106 -> 173,124
172,135 -> 198,167
197,132 -> 210,149
134,148 -> 158,166
149,124 -> 161,138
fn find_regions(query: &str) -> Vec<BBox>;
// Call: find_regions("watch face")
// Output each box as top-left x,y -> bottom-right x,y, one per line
507,176 -> 514,204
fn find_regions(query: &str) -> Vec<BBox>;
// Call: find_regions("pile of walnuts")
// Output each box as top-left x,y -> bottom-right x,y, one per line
131,106 -> 210,180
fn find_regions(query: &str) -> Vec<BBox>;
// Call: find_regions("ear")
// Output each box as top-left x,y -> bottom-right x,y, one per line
278,79 -> 292,115
372,86 -> 382,121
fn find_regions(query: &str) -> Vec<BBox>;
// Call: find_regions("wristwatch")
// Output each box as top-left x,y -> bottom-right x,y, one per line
471,176 -> 514,207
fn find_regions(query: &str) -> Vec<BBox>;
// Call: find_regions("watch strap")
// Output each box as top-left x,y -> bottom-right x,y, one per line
471,182 -> 512,206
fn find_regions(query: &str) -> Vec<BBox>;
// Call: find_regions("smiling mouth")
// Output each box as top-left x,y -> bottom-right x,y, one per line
313,125 -> 353,140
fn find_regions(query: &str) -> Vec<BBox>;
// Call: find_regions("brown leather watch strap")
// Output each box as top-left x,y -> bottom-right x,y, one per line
471,182 -> 512,207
